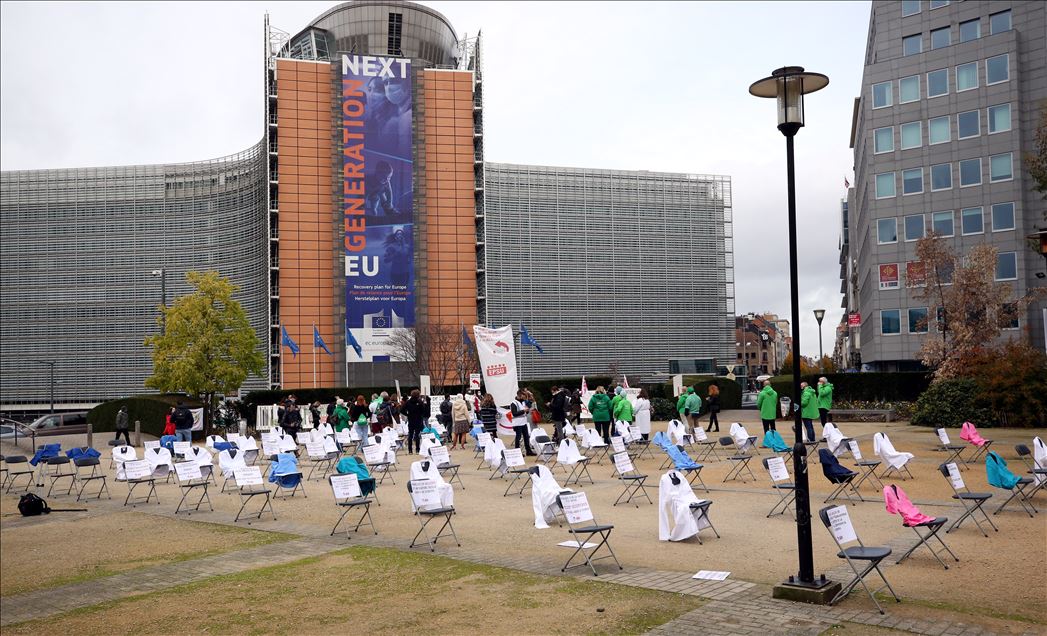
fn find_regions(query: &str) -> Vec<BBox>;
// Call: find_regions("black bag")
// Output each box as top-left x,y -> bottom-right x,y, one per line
18,493 -> 51,516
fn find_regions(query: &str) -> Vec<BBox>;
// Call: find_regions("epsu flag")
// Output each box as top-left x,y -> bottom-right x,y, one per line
473,325 -> 519,406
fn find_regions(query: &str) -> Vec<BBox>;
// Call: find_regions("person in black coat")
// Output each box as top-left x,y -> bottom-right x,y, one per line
706,385 -> 721,432
401,390 -> 428,454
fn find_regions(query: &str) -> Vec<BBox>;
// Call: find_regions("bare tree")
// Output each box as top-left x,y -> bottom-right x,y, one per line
387,322 -> 468,393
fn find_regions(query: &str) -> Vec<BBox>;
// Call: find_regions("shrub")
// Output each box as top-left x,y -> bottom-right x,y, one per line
911,379 -> 993,428
963,341 -> 1047,427
651,398 -> 678,421
87,394 -> 202,439
770,372 -> 931,403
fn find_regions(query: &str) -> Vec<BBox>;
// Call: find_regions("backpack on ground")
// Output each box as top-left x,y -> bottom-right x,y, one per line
18,493 -> 50,516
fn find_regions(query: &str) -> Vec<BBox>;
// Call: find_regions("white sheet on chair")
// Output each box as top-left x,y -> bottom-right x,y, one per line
873,432 -> 914,470
658,470 -> 710,541
409,459 -> 453,510
531,464 -> 571,529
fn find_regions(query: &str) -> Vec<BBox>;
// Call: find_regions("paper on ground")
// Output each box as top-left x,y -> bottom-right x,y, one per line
692,570 -> 730,581
558,540 -> 598,549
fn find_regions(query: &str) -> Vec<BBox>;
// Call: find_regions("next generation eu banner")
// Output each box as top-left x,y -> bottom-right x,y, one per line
341,54 -> 415,361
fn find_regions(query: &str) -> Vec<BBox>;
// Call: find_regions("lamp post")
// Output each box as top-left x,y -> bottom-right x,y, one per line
750,66 -> 838,601
31,360 -> 56,414
151,268 -> 167,335
814,309 -> 826,372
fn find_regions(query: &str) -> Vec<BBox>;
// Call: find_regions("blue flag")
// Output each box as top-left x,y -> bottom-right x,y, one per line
281,326 -> 300,359
313,325 -> 332,355
520,323 -> 544,354
345,322 -> 363,359
462,325 -> 473,348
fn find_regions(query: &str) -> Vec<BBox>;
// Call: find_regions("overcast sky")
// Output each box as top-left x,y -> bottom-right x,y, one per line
1,1 -> 870,360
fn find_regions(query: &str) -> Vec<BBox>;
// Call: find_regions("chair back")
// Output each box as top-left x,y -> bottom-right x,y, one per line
939,462 -> 967,493
818,504 -> 862,549
46,455 -> 70,466
985,451 -> 1019,489
763,456 -> 790,483
819,449 -> 854,482
557,491 -> 595,528
408,479 -> 442,512
329,473 -> 362,502
612,451 -> 636,477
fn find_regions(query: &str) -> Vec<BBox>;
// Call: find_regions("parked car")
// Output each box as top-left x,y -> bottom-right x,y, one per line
740,392 -> 759,410
0,412 -> 89,440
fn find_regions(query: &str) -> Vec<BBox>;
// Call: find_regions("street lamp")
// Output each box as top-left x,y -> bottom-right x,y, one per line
31,360 -> 56,414
151,268 -> 167,335
750,66 -> 838,602
814,309 -> 826,373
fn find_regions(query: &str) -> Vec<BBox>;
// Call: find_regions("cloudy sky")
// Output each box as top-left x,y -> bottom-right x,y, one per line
1,1 -> 871,359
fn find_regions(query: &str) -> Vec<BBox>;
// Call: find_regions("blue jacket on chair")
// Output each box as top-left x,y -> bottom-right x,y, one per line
985,451 -> 1020,489
819,449 -> 855,482
762,430 -> 790,452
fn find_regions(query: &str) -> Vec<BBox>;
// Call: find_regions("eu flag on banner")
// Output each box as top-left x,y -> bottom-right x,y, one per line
313,325 -> 332,355
281,326 -> 300,359
520,323 -> 544,354
345,322 -> 363,359
462,326 -> 473,348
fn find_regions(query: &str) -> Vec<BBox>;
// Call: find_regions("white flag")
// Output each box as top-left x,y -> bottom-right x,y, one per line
473,325 -> 519,407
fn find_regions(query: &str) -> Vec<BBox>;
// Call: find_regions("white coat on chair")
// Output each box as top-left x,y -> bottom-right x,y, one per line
531,465 -> 571,529
658,470 -> 711,541
409,459 -> 453,510
873,432 -> 914,470
823,423 -> 846,456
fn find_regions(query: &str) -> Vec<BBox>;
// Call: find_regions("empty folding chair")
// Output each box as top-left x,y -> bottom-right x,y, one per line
74,456 -> 110,501
269,453 -> 306,499
873,432 -> 915,480
883,484 -> 958,570
409,458 -> 454,509
233,466 -> 276,524
0,455 -> 7,488
611,452 -> 652,507
820,449 -> 864,505
608,436 -> 631,475
763,456 -> 796,519
556,438 -> 593,486
719,436 -> 757,483
500,448 -> 531,497
407,479 -> 460,552
329,473 -> 377,539
144,447 -> 175,484
530,465 -> 572,529
304,439 -> 335,481
41,455 -> 76,496
173,460 -> 213,515
960,421 -> 993,465
658,470 -> 718,544
818,504 -> 900,614
3,456 -> 33,493
121,459 -> 159,507
934,428 -> 967,469
690,426 -> 719,462
847,440 -> 884,495
823,423 -> 853,458
985,451 -> 1037,517
557,491 -> 622,576
938,462 -> 997,536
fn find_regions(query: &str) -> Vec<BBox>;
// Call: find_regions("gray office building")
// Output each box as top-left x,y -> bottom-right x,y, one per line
847,0 -> 1047,371
483,163 -> 735,379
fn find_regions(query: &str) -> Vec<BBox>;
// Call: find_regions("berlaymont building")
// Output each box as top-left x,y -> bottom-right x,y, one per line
0,1 -> 734,413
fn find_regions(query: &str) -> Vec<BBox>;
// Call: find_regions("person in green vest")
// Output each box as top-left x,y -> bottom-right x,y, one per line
800,381 -> 819,442
588,386 -> 613,444
610,387 -> 624,414
817,376 -> 834,426
676,389 -> 689,422
613,391 -> 634,424
683,387 -> 703,432
331,398 -> 350,432
756,380 -> 778,433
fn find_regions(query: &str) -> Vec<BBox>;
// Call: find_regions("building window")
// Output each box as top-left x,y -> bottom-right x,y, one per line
908,308 -> 929,333
1001,303 -> 1020,330
875,172 -> 896,198
991,202 -> 1015,232
987,103 -> 1011,133
986,54 -> 1009,84
878,218 -> 898,244
931,27 -> 951,50
899,75 -> 920,103
387,12 -> 403,55
930,163 -> 952,191
995,252 -> 1017,281
901,0 -> 921,16
927,69 -> 949,98
959,19 -> 981,42
990,152 -> 1013,182
957,110 -> 980,139
903,34 -> 923,56
904,214 -> 925,241
900,121 -> 922,149
882,310 -> 901,335
929,0 -> 949,8
956,62 -> 978,92
874,127 -> 894,153
902,168 -> 924,195
989,10 -> 1011,34
932,211 -> 954,236
928,116 -> 950,144
959,158 -> 982,186
961,207 -> 983,235
872,82 -> 893,108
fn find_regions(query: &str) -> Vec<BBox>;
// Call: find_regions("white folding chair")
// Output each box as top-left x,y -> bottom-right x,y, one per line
234,466 -> 276,524
818,505 -> 900,614
557,491 -> 623,576
938,462 -> 997,536
408,479 -> 460,552
174,461 -> 213,516
329,473 -> 377,539
611,452 -> 651,507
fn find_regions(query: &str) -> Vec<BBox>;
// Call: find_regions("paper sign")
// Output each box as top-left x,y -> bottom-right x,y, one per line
946,463 -> 965,489
261,432 -> 278,444
421,432 -> 436,442
335,429 -> 352,444
124,459 -> 152,481
848,440 -> 862,460
330,473 -> 362,500
693,427 -> 708,441
172,441 -> 191,455
611,437 -> 626,453
613,452 -> 634,475
262,442 -> 279,457
560,492 -> 594,524
827,505 -> 857,544
477,432 -> 492,447
175,461 -> 203,481
235,466 -> 263,487
141,440 -> 159,451
767,457 -> 789,482
469,373 -> 482,390
363,444 -> 385,464
503,447 -> 525,467
558,540 -> 598,549
937,428 -> 950,445
297,433 -> 311,446
419,375 -> 431,397
429,445 -> 450,465
410,478 -> 440,508
305,441 -> 325,457
693,570 -> 731,581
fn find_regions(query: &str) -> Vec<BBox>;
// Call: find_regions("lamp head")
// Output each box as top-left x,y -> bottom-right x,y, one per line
814,309 -> 826,324
749,66 -> 829,136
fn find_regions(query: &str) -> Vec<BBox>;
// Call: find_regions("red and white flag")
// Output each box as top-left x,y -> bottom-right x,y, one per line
581,376 -> 588,395
621,375 -> 630,390
844,176 -> 851,188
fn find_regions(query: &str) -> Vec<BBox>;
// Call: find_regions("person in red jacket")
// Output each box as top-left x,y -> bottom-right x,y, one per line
163,407 -> 176,436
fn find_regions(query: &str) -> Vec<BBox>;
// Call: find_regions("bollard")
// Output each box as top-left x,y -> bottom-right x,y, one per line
134,420 -> 141,447
87,422 -> 93,450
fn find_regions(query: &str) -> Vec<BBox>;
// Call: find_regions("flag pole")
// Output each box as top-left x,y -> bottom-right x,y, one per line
312,323 -> 317,389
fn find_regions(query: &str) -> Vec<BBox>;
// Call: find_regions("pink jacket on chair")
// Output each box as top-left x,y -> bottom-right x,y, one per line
960,421 -> 988,447
883,484 -> 935,526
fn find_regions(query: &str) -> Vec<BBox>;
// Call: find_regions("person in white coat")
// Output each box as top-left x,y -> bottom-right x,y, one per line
658,470 -> 713,542
633,389 -> 652,440
531,465 -> 572,529
409,458 -> 454,509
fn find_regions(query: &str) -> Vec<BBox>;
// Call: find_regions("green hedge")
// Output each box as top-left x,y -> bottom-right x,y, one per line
87,395 -> 202,440
911,379 -> 993,429
769,372 -> 931,403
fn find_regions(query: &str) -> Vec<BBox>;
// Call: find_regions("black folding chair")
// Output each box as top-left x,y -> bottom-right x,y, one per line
74,457 -> 110,501
986,453 -> 1037,517
848,441 -> 884,495
329,474 -> 377,539
820,449 -> 864,505
124,473 -> 160,507
818,505 -> 900,614
45,456 -> 76,496
935,429 -> 967,469
234,468 -> 276,524
611,452 -> 652,507
763,457 -> 796,519
719,437 -> 756,483
4,456 -> 34,493
408,480 -> 460,552
557,492 -> 623,576
1016,444 -> 1047,500
938,463 -> 997,536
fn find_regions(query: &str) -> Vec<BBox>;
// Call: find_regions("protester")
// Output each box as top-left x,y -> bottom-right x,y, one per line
114,405 -> 131,445
510,389 -> 535,455
633,388 -> 651,440
817,376 -> 834,426
706,384 -> 721,432
375,392 -> 396,432
282,395 -> 302,440
683,387 -> 703,432
479,393 -> 498,437
613,388 -> 634,425
350,396 -> 370,440
451,394 -> 470,450
332,397 -> 350,432
309,400 -> 322,427
438,395 -> 453,432
800,381 -> 819,442
163,406 -> 176,437
172,401 -> 194,442
588,386 -> 613,444
402,389 -> 428,453
676,390 -> 688,422
570,389 -> 582,425
547,385 -> 568,442
757,380 -> 778,433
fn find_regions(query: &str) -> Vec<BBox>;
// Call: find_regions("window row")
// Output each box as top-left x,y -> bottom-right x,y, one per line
874,153 -> 1012,199
876,203 -> 1017,246
873,104 -> 1010,154
900,5 -> 1011,52
880,305 -> 1018,336
874,250 -> 1019,284
872,55 -> 1010,109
